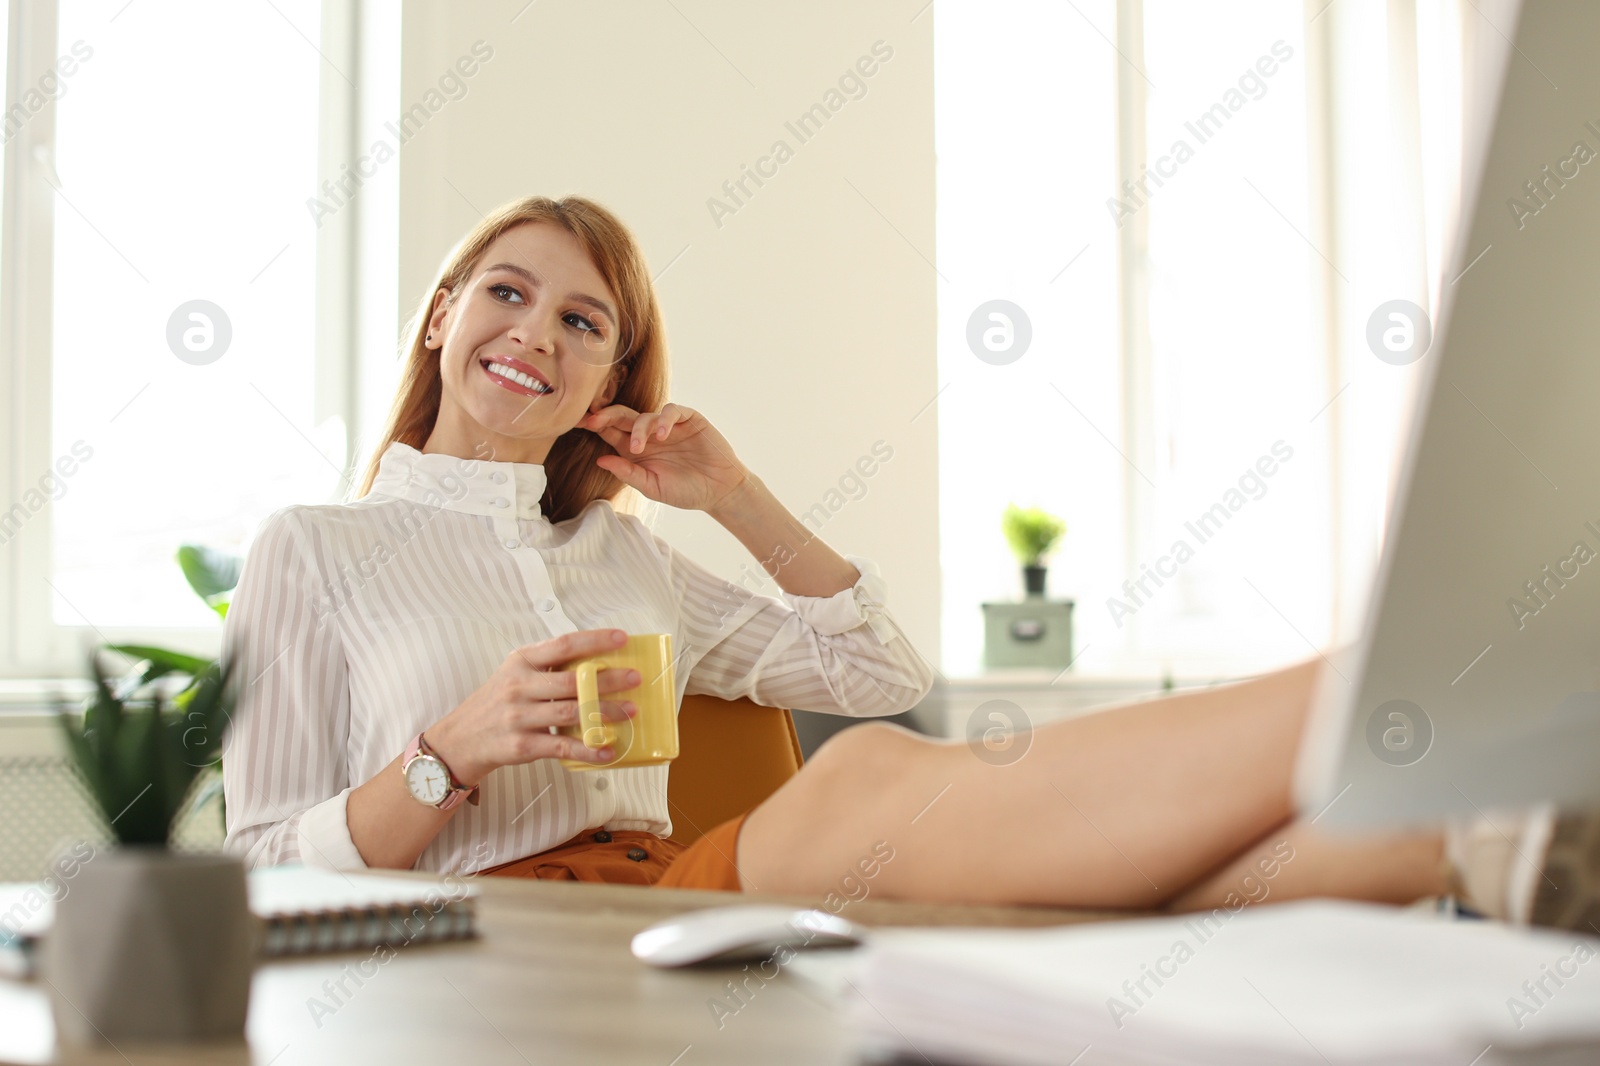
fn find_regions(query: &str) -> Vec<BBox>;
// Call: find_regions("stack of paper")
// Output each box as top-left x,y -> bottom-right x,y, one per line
830,900 -> 1600,1065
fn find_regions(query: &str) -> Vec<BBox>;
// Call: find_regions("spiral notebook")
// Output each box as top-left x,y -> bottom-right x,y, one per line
0,864 -> 479,979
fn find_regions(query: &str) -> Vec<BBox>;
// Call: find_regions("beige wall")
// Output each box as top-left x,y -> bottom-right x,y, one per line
396,2 -> 940,667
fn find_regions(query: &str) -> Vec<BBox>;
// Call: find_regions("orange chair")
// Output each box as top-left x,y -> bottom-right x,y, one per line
666,694 -> 804,846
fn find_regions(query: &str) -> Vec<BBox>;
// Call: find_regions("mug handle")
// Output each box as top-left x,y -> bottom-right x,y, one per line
574,660 -> 615,750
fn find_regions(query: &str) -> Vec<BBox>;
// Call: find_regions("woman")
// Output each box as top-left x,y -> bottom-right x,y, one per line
221,195 -> 1593,929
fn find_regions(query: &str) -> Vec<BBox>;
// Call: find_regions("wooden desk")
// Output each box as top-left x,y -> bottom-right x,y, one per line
1,877 -> 1126,1066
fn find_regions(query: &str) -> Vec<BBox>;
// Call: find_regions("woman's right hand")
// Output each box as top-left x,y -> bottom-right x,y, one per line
424,628 -> 641,786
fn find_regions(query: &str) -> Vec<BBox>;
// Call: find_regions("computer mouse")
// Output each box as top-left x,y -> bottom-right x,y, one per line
630,904 -> 867,967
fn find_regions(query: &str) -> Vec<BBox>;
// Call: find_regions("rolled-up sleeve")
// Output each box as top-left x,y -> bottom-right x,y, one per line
665,540 -> 937,717
220,507 -> 366,871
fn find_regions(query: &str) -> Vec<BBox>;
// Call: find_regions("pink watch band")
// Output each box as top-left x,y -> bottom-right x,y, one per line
403,732 -> 480,811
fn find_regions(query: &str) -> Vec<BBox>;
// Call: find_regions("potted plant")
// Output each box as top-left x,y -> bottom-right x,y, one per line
111,544 -> 245,828
43,646 -> 256,1044
1001,504 -> 1067,598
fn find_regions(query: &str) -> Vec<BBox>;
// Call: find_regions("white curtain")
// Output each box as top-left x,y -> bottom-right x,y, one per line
1314,0 -> 1516,643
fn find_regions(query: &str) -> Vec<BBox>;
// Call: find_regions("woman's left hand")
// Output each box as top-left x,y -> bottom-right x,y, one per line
577,403 -> 752,514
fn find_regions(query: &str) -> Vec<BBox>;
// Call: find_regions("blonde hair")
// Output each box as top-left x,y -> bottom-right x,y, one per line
355,195 -> 669,524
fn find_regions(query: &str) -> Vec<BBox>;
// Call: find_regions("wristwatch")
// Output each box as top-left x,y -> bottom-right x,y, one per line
401,732 -> 480,811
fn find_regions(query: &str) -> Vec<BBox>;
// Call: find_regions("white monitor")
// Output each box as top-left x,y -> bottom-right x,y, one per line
1296,0 -> 1600,828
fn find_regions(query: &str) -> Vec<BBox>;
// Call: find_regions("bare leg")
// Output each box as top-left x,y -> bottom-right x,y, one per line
738,658 -> 1447,909
1163,818 -> 1449,912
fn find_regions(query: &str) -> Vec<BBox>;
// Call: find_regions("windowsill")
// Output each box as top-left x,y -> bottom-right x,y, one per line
1,658 -> 1283,707
934,633 -> 1312,685
940,654 -> 1292,690
0,678 -> 93,711
933,672 -> 1224,700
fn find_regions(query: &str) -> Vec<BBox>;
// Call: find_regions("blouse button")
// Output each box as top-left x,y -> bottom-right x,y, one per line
503,538 -> 519,550
537,597 -> 555,612
593,777 -> 609,791
626,847 -> 648,862
591,829 -> 612,843
492,497 -> 509,508
490,471 -> 507,484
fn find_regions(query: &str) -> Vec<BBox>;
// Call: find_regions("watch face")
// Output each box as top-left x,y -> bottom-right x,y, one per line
405,755 -> 450,805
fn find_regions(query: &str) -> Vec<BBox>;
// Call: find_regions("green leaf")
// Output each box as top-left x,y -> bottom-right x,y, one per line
116,704 -> 169,845
1001,504 -> 1068,566
174,659 -> 236,769
82,652 -> 124,765
177,545 -> 242,603
55,706 -> 106,820
105,644 -> 213,687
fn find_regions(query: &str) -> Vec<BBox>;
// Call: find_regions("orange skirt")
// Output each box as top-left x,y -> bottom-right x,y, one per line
481,812 -> 748,892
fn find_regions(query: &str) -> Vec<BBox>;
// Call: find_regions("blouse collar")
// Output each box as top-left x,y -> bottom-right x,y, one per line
369,440 -> 548,520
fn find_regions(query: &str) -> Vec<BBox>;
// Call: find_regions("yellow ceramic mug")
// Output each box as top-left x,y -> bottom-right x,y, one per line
557,633 -> 678,771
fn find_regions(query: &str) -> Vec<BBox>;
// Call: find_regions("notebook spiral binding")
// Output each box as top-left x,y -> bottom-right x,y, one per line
259,896 -> 479,957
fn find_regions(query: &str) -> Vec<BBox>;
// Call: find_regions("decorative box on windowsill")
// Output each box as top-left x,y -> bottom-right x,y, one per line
981,598 -> 1075,670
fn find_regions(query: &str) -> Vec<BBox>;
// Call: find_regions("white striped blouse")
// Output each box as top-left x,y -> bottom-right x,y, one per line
220,440 -> 936,875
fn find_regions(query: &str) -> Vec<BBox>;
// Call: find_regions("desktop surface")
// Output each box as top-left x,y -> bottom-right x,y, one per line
0,874 -> 1125,1066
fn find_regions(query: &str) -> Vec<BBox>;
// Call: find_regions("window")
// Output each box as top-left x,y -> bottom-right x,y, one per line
1122,0 -> 1326,670
932,0 -> 1122,677
48,0 -> 328,631
1,0 -> 398,676
934,0 -> 1469,677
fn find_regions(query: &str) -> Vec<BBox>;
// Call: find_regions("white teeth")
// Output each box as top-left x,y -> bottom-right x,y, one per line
486,361 -> 552,394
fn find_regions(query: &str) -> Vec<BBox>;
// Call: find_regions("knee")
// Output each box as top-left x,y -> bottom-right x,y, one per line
743,722 -> 936,895
804,721 -> 938,792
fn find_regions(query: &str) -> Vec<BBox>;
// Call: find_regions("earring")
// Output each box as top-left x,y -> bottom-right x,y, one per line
426,334 -> 432,342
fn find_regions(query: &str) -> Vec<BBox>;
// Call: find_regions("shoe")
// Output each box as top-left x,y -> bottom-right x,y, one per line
1529,812 -> 1600,933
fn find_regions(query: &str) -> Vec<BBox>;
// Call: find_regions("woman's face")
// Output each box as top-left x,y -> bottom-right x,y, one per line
423,221 -> 626,464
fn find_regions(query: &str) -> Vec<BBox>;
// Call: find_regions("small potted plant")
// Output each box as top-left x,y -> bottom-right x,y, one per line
1001,504 -> 1067,598
43,647 -> 256,1045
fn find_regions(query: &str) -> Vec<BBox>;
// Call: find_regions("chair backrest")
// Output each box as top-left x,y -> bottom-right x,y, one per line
666,695 -> 803,845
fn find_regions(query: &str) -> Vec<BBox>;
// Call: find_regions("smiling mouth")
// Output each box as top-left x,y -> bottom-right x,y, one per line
481,359 -> 554,396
